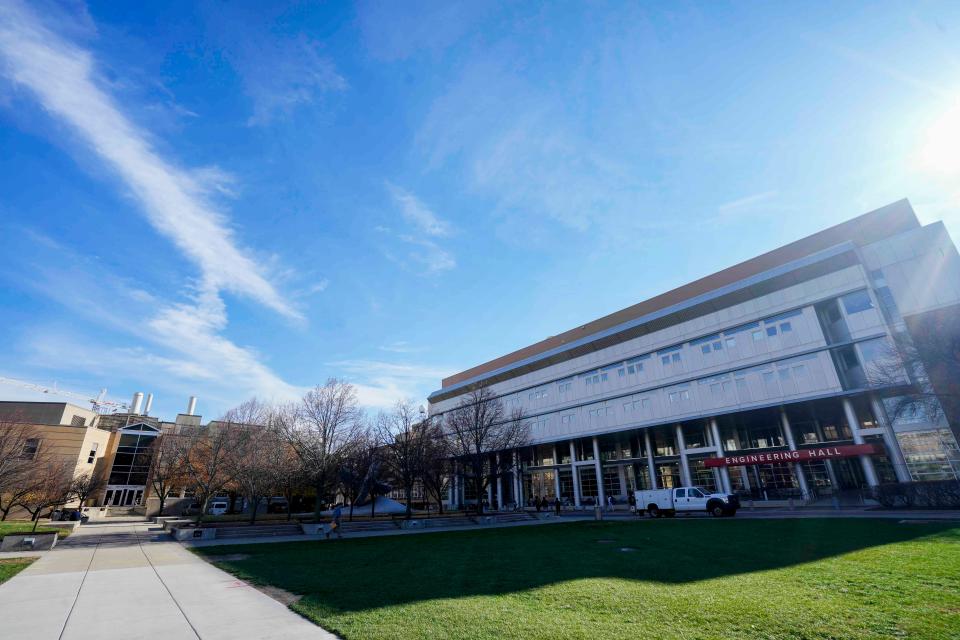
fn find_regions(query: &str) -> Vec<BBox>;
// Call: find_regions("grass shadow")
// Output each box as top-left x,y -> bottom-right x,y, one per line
196,518 -> 960,615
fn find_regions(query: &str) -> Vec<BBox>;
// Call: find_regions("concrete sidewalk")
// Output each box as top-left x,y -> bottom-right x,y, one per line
0,522 -> 334,639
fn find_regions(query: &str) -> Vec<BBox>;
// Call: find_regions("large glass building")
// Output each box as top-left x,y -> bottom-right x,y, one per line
429,200 -> 960,508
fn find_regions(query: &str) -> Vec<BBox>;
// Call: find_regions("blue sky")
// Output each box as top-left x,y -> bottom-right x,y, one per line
2,1 -> 960,420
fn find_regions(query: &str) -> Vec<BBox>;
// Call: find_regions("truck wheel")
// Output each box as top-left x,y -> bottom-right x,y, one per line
710,504 -> 725,517
648,506 -> 660,518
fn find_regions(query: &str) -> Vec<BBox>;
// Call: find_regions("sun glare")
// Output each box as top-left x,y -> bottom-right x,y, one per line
917,101 -> 960,176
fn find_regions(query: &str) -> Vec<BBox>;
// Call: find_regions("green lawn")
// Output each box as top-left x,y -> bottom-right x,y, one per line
0,557 -> 36,585
0,522 -> 68,538
197,518 -> 960,640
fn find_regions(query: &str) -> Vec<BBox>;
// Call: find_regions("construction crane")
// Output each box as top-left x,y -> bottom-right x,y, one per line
0,377 -> 129,414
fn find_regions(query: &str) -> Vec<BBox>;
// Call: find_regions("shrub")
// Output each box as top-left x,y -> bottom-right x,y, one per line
876,480 -> 960,509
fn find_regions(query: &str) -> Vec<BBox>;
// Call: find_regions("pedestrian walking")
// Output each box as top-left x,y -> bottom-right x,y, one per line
628,492 -> 637,514
607,494 -> 615,511
535,495 -> 541,512
329,502 -> 343,539
540,496 -> 548,512
554,496 -> 561,516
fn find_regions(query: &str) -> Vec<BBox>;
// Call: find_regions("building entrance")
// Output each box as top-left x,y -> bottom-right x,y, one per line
104,486 -> 144,507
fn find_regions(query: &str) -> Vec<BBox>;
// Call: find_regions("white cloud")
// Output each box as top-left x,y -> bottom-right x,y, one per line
387,183 -> 453,237
380,185 -> 456,274
328,360 -> 453,409
0,1 -> 299,320
717,190 -> 779,213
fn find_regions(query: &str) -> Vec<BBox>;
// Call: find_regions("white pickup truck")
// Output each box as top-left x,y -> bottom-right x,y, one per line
635,487 -> 739,518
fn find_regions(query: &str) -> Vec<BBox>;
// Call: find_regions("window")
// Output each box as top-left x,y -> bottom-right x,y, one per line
778,369 -> 790,381
624,402 -> 633,412
780,321 -> 792,333
601,372 -> 609,381
672,353 -> 681,363
21,438 -> 40,460
752,330 -> 764,341
561,413 -> 575,425
792,364 -> 807,377
641,398 -> 651,409
70,415 -> 86,427
842,289 -> 874,315
528,389 -> 548,400
618,368 -> 625,377
725,336 -> 737,349
676,489 -> 686,498
712,341 -> 722,351
710,383 -> 721,396
766,326 -> 778,337
680,390 -> 690,401
627,365 -> 636,374
87,441 -> 99,464
558,381 -> 573,393
701,344 -> 711,354
661,355 -> 671,365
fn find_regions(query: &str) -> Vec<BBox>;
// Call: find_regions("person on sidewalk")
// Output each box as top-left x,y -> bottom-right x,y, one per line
554,496 -> 561,517
534,495 -> 541,512
628,492 -> 637,515
328,503 -> 343,539
607,495 -> 615,511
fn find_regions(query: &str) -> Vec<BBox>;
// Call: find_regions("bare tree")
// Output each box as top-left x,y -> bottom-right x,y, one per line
229,425 -> 280,525
421,417 -> 451,514
182,422 -> 245,523
263,414 -> 307,521
19,458 -> 74,530
280,380 -> 363,519
338,428 -> 377,521
0,420 -> 40,519
874,325 -> 960,434
446,386 -> 529,514
70,471 -> 106,508
377,401 -> 429,519
148,434 -> 189,517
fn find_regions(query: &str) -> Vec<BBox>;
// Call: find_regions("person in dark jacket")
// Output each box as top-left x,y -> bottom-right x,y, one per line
534,495 -> 541,512
540,496 -> 548,512
554,496 -> 562,516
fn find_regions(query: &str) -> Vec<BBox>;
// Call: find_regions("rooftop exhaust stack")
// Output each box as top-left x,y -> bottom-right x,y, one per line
143,393 -> 153,416
131,392 -> 144,415
186,396 -> 197,416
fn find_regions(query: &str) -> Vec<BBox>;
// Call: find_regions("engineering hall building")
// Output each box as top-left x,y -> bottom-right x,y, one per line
429,200 -> 960,508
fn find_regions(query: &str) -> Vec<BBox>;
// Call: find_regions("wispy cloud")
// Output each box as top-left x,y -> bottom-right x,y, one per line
379,341 -> 426,354
387,182 -> 454,237
0,1 -> 299,320
717,190 -> 779,213
201,5 -> 347,125
381,184 -> 456,274
328,359 -> 453,409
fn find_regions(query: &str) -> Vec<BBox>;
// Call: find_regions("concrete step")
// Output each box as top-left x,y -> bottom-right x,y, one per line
215,524 -> 303,539
338,520 -> 400,532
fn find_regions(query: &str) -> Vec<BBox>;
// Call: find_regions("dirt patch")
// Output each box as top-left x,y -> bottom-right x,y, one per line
213,553 -> 251,562
254,583 -> 302,606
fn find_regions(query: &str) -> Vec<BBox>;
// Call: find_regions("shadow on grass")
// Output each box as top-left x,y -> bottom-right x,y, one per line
197,518 -> 959,614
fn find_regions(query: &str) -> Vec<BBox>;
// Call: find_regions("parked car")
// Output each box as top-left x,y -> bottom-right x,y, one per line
207,500 -> 229,516
634,487 -> 739,517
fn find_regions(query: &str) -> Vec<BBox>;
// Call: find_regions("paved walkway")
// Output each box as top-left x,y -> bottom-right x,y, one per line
0,521 -> 334,640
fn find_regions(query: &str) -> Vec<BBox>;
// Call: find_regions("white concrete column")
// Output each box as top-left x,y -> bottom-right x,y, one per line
870,395 -> 911,483
569,440 -> 581,507
709,418 -> 732,494
644,430 -> 658,490
675,424 -> 693,487
512,450 -> 520,506
495,452 -> 504,510
842,397 -> 880,487
552,445 -> 562,499
592,436 -> 606,505
780,407 -> 811,499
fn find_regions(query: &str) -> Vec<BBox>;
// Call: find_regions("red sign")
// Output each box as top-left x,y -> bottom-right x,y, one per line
703,443 -> 882,468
